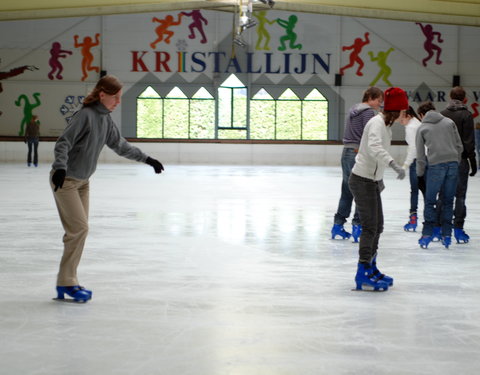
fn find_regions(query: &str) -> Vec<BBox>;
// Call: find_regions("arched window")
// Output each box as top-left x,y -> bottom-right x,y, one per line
136,86 -> 214,139
218,74 -> 247,139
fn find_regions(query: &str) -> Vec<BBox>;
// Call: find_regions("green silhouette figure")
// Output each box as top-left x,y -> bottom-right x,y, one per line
368,48 -> 394,87
253,11 -> 276,51
15,92 -> 41,136
277,15 -> 302,51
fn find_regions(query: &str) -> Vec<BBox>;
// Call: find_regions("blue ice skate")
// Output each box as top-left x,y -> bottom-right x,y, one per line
419,235 -> 433,249
403,213 -> 417,232
454,228 -> 470,244
55,286 -> 92,303
431,226 -> 442,242
371,256 -> 393,286
354,263 -> 389,291
441,236 -> 451,249
331,224 -> 351,240
351,225 -> 362,243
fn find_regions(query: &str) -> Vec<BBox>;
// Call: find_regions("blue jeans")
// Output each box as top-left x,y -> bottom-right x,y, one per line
27,138 -> 39,165
334,147 -> 360,226
423,162 -> 458,237
475,129 -> 480,165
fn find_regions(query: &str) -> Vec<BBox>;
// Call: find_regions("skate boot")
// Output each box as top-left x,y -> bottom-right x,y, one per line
56,286 -> 92,303
419,235 -> 433,249
331,224 -> 351,240
454,228 -> 470,244
431,226 -> 442,242
354,263 -> 389,291
441,236 -> 452,249
403,212 -> 417,232
371,256 -> 393,286
351,225 -> 362,243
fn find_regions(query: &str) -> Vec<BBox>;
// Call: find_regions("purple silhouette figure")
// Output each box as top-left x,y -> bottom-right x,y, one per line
48,42 -> 73,80
181,10 -> 208,44
416,23 -> 443,67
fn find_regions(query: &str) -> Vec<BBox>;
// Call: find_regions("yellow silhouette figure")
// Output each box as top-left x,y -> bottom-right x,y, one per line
150,14 -> 184,48
74,33 -> 100,81
368,48 -> 394,87
253,11 -> 276,51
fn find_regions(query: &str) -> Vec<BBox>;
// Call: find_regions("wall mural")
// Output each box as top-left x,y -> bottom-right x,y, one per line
339,33 -> 370,76
0,60 -> 38,117
74,33 -> 101,81
0,9 -> 479,136
48,42 -> 73,80
416,22 -> 443,67
15,92 -> 41,136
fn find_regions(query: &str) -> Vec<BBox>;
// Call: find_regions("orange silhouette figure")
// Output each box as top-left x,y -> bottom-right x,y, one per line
74,33 -> 100,81
416,23 -> 443,67
339,32 -> 370,76
150,14 -> 184,48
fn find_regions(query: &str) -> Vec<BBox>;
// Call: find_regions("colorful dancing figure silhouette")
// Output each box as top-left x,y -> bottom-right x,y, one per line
416,22 -> 443,67
74,34 -> 100,81
339,32 -> 370,76
277,15 -> 302,51
48,42 -> 72,80
368,48 -> 394,87
150,14 -> 184,48
181,10 -> 208,44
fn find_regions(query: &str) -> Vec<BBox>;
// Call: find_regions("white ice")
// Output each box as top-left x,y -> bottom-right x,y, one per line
1,162 -> 480,375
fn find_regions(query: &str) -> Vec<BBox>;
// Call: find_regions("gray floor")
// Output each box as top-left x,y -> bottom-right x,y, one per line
1,162 -> 480,375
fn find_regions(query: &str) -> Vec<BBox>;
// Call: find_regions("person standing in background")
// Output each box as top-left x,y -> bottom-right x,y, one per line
440,86 -> 476,244
25,114 -> 40,167
331,87 -> 384,243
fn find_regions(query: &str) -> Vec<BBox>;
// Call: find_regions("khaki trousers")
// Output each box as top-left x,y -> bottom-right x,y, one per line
50,171 -> 89,286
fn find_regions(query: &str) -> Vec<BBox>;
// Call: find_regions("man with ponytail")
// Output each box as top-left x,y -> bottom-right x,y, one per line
50,75 -> 164,303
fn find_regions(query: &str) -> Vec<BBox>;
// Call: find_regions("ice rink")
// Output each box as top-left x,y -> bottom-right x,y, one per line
1,162 -> 480,375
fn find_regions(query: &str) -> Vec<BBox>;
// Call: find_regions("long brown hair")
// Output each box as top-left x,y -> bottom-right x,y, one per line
383,111 -> 401,126
83,75 -> 123,107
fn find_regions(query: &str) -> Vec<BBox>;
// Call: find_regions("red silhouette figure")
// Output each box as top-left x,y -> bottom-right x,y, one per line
0,58 -> 38,116
181,10 -> 208,44
339,32 -> 370,76
416,23 -> 443,67
74,33 -> 100,81
471,102 -> 479,118
150,14 -> 184,48
48,42 -> 73,80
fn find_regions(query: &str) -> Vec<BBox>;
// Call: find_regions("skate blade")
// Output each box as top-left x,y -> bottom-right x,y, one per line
351,286 -> 388,292
52,298 -> 88,304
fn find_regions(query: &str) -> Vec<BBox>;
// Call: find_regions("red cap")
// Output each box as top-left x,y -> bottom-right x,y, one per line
384,87 -> 409,111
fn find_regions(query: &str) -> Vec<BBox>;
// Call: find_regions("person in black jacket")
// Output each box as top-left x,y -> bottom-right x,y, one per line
440,86 -> 476,244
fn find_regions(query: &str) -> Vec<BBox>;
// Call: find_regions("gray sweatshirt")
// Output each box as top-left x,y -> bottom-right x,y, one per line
52,102 -> 148,180
416,110 -> 463,177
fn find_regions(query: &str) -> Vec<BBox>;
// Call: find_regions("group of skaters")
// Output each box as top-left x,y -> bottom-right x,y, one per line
332,85 -> 476,292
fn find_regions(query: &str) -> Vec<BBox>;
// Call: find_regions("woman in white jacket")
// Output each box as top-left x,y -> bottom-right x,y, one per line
348,87 -> 409,292
400,106 -> 423,231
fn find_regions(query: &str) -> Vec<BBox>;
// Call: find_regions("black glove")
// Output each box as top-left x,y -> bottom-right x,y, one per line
469,156 -> 477,177
418,175 -> 426,194
145,157 -> 164,174
52,169 -> 66,192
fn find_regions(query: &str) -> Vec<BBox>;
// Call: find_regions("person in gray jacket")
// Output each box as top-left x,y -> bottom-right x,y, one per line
416,101 -> 463,250
50,75 -> 164,303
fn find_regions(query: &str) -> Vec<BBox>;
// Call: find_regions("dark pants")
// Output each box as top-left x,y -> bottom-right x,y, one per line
408,160 -> 424,213
334,147 -> 360,226
27,138 -> 39,165
348,173 -> 383,264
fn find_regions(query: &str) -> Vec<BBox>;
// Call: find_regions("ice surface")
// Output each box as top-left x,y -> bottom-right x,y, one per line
1,162 -> 480,375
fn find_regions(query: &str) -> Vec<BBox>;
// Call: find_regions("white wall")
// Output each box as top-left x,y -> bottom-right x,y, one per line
0,141 -> 407,166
